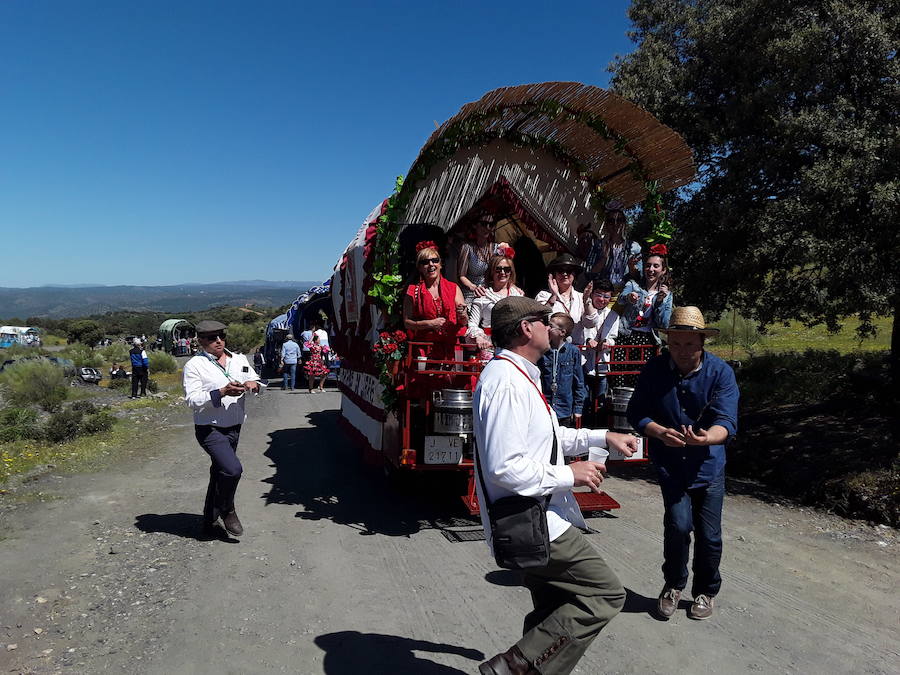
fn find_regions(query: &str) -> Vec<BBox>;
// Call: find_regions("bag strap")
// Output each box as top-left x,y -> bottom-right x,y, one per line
475,355 -> 558,509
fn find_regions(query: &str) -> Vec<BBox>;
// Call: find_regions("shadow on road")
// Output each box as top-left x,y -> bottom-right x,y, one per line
261,410 -> 477,537
133,512 -> 238,543
315,631 -> 483,674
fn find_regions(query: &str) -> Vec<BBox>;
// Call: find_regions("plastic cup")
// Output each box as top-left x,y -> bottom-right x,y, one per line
588,447 -> 609,466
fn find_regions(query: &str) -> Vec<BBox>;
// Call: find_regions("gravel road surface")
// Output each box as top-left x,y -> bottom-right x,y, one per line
1,389 -> 897,674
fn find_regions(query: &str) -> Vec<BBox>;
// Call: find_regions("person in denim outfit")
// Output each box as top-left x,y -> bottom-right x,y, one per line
611,245 -> 674,389
538,313 -> 587,427
626,307 -> 739,621
280,334 -> 301,390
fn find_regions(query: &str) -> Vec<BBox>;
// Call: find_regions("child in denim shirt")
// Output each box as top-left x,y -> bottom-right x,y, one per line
539,313 -> 587,427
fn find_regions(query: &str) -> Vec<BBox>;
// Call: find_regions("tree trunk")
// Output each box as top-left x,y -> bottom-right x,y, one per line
891,294 -> 899,389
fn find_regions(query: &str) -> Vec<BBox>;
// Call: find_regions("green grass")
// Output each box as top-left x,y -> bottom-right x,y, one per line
707,315 -> 892,360
0,421 -> 133,484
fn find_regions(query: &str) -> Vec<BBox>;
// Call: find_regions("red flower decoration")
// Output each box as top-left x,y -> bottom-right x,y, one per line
649,243 -> 668,256
499,245 -> 516,260
393,330 -> 407,342
415,240 -> 437,253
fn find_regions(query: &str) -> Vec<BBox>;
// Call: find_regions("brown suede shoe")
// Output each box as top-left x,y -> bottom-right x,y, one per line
657,587 -> 681,619
689,594 -> 715,620
222,510 -> 243,536
479,645 -> 534,675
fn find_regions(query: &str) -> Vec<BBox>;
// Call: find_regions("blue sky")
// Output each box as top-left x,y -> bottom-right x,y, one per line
0,0 -> 634,287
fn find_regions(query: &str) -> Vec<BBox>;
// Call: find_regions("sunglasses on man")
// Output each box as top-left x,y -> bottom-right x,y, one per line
418,257 -> 441,265
198,332 -> 226,342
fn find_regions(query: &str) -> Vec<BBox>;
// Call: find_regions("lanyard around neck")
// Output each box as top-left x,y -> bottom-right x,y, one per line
203,351 -> 230,378
494,355 -> 551,415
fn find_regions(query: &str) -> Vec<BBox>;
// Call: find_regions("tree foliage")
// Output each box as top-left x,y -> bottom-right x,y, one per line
610,0 -> 899,366
225,322 -> 266,354
66,319 -> 105,347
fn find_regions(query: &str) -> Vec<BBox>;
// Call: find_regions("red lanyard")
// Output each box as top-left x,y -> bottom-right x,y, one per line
494,355 -> 552,415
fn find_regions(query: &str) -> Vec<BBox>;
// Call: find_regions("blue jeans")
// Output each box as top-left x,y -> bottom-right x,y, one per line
658,471 -> 724,597
282,363 -> 297,389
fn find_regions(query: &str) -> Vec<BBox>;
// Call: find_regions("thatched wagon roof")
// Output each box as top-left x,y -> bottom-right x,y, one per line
406,82 -> 694,212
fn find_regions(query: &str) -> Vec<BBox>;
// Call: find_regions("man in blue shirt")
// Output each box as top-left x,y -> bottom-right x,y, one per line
626,306 -> 739,621
280,334 -> 301,390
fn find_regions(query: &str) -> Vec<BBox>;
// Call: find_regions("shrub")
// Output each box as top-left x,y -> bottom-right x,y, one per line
69,400 -> 98,415
61,343 -> 104,368
0,359 -> 68,412
44,408 -> 83,443
108,377 -> 130,391
81,410 -> 115,434
0,407 -> 43,442
0,344 -> 45,360
225,322 -> 265,354
147,378 -> 159,394
148,351 -> 177,373
100,342 -> 129,364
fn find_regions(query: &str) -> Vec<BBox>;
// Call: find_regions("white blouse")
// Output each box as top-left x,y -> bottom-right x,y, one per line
466,285 -> 525,338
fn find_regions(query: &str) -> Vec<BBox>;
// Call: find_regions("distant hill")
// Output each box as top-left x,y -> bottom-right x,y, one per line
0,282 -> 321,319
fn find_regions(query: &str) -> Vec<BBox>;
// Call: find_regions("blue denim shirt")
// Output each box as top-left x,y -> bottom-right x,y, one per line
626,350 -> 739,488
538,342 -> 587,418
616,279 -> 673,344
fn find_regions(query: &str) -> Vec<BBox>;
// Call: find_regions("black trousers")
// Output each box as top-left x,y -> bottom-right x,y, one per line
195,424 -> 243,524
131,366 -> 148,397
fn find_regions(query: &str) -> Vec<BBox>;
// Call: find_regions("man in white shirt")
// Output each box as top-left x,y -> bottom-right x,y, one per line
183,320 -> 261,539
475,296 -> 637,675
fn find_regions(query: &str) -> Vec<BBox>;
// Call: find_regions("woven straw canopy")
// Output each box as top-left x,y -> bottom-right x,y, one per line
407,82 -> 695,210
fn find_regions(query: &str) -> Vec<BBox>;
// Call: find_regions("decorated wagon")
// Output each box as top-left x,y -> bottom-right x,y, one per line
330,82 -> 694,513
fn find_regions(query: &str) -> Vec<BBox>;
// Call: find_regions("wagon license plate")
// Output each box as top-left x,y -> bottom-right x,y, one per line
424,435 -> 463,465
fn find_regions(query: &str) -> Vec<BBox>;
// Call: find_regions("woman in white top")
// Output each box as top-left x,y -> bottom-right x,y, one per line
467,247 -> 524,359
535,253 -> 587,343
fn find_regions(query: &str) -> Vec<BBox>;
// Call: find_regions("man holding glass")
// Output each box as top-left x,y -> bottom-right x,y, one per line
183,320 -> 261,539
475,296 -> 638,675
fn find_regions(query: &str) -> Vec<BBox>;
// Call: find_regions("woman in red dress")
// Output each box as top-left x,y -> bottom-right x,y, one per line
402,241 -> 467,364
303,333 -> 330,393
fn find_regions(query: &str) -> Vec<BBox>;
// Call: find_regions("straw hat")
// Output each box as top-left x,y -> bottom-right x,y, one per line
660,306 -> 720,336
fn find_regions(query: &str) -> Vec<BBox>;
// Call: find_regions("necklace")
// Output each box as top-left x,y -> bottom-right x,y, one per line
557,288 -> 573,315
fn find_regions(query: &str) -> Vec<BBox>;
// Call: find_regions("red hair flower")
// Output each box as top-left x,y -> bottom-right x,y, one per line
649,243 -> 668,256
415,240 -> 437,253
498,245 -> 516,260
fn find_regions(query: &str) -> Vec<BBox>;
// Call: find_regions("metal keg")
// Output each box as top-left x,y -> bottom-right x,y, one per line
432,389 -> 474,434
611,387 -> 635,432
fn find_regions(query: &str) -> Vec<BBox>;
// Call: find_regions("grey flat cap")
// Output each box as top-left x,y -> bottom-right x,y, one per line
491,296 -> 551,331
195,320 -> 227,334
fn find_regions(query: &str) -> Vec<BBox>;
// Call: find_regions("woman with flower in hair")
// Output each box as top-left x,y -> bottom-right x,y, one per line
611,243 -> 673,387
403,241 -> 467,363
466,246 -> 524,359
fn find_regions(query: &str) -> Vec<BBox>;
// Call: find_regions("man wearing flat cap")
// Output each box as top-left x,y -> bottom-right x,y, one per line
182,320 -> 262,538
475,296 -> 639,675
626,306 -> 739,621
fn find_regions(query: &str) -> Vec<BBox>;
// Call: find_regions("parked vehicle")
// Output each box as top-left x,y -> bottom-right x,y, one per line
78,367 -> 103,384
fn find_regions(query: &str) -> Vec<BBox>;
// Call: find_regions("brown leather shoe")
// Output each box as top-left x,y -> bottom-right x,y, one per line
222,510 -> 243,536
689,594 -> 715,620
479,645 -> 534,675
657,587 -> 681,619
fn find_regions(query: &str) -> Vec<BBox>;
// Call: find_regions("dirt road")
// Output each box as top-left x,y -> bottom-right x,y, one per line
1,389 -> 897,674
